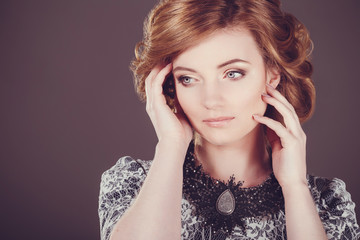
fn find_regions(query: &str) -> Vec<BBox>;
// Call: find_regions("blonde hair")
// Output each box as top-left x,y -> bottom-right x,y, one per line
131,0 -> 315,123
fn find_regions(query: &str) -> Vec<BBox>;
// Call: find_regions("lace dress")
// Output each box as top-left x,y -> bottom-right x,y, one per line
98,153 -> 360,240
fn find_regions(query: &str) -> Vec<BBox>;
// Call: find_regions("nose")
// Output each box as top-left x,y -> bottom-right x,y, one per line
201,81 -> 224,110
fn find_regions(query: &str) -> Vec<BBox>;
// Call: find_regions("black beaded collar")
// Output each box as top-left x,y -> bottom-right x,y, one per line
182,141 -> 285,236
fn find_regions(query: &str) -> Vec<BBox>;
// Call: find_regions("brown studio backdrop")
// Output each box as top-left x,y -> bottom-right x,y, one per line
0,1 -> 359,239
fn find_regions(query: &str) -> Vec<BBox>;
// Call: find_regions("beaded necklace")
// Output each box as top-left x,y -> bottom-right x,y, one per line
182,142 -> 285,236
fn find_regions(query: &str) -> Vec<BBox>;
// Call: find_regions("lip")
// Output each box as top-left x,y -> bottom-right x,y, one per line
203,116 -> 235,127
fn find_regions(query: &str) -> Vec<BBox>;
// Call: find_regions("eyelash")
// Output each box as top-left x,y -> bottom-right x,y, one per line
225,70 -> 246,80
176,70 -> 246,86
177,76 -> 194,86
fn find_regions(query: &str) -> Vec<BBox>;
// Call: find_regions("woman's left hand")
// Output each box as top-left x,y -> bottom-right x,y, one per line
253,84 -> 307,190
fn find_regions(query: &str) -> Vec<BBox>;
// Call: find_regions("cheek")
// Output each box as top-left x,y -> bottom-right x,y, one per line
228,81 -> 266,115
176,87 -> 198,116
247,73 -> 267,112
250,86 -> 267,113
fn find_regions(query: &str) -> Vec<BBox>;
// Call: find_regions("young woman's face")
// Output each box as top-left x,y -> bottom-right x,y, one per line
173,28 -> 276,146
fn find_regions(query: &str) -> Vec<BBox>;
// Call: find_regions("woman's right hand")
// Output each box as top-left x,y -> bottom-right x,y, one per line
145,63 -> 193,147
109,64 -> 191,240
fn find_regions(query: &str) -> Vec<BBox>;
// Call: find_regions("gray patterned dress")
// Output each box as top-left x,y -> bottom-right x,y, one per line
98,156 -> 360,240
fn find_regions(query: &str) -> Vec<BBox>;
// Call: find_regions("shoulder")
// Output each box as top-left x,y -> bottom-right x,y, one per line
307,175 -> 360,239
308,175 -> 347,198
102,156 -> 152,179
100,156 -> 153,198
307,175 -> 353,210
98,156 -> 153,240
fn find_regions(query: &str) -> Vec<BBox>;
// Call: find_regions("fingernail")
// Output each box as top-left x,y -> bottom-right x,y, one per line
261,93 -> 271,98
252,114 -> 260,119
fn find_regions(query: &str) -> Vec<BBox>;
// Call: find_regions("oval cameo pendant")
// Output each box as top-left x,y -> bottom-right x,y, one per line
216,189 -> 235,215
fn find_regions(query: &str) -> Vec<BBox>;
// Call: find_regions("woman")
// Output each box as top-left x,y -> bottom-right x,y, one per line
99,0 -> 359,239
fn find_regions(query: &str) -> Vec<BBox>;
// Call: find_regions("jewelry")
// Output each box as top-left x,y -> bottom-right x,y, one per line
182,141 -> 284,236
216,189 -> 235,215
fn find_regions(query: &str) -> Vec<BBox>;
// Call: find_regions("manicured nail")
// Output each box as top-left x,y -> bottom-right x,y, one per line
252,114 -> 260,119
261,93 -> 271,98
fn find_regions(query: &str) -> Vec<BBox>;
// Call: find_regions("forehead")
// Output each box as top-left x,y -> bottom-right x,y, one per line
173,28 -> 263,68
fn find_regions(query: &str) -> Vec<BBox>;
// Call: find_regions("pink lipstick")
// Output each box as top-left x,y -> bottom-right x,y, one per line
203,116 -> 235,127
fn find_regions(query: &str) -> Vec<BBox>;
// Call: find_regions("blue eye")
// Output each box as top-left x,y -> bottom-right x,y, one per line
226,71 -> 244,79
178,76 -> 194,86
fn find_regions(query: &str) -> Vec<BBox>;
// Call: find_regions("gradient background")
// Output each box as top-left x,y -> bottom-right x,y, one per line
1,1 -> 359,239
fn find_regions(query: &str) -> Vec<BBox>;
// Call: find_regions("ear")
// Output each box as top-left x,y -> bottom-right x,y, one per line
266,67 -> 281,89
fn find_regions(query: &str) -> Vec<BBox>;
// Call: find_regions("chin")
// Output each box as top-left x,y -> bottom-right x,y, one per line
195,131 -> 247,147
195,122 -> 261,147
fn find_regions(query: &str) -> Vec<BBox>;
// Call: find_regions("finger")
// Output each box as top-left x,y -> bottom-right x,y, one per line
146,64 -> 174,117
253,114 -> 291,146
266,84 -> 298,117
145,65 -> 162,87
266,125 -> 279,144
145,65 -> 162,102
152,63 -> 172,96
261,93 -> 298,131
271,138 -> 282,153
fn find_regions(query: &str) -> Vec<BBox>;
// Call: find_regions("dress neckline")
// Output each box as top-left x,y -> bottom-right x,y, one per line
182,141 -> 284,236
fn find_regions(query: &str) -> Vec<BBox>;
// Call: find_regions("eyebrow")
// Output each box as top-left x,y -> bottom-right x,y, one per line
172,66 -> 197,73
217,58 -> 250,68
172,58 -> 250,73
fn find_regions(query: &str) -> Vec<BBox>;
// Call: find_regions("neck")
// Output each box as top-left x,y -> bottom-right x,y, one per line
194,125 -> 271,187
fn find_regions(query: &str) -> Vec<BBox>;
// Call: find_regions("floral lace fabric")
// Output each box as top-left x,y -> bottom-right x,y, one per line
182,143 -> 285,236
98,156 -> 360,240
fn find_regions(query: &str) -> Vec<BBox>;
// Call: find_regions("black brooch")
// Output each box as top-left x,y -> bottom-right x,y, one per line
182,142 -> 285,236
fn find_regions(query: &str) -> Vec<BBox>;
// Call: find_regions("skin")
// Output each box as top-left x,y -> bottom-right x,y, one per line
172,28 -> 277,185
110,28 -> 327,239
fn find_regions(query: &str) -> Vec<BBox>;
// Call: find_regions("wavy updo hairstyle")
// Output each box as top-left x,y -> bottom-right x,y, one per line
131,0 -> 315,123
